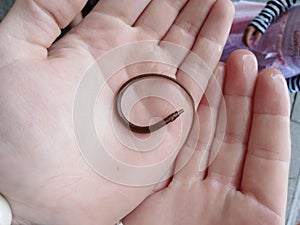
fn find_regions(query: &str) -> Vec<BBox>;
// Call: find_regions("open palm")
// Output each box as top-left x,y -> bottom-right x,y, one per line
0,0 -> 234,224
123,50 -> 291,225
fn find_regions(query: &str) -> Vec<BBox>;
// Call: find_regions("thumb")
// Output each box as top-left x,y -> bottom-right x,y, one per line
0,0 -> 87,62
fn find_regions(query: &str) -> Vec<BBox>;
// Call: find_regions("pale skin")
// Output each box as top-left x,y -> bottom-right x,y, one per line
124,51 -> 291,225
0,1 -> 290,225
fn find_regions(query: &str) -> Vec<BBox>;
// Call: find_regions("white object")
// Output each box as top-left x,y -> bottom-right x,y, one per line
0,194 -> 12,225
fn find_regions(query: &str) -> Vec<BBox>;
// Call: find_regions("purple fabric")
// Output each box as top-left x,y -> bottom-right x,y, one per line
222,1 -> 300,78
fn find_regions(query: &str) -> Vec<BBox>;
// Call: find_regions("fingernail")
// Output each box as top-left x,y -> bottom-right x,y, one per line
216,64 -> 225,76
242,53 -> 258,74
271,73 -> 284,79
271,73 -> 288,91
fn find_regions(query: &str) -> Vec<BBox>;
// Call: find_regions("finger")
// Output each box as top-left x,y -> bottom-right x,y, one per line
242,26 -> 255,48
63,0 -> 187,82
134,0 -> 188,40
241,69 -> 290,218
90,0 -> 151,26
158,0 -> 217,77
0,0 -> 87,61
49,0 -> 153,77
176,0 -> 234,107
206,50 -> 258,188
173,63 -> 225,182
161,0 -> 216,50
254,31 -> 262,46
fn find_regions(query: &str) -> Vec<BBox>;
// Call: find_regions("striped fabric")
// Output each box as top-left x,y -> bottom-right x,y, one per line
287,76 -> 300,93
248,0 -> 300,92
250,0 -> 298,33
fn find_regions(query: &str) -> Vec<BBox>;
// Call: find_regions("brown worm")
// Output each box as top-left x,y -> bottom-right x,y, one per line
115,74 -> 194,133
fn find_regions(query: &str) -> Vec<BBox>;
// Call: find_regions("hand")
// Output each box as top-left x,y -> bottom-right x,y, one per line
242,25 -> 262,48
123,50 -> 291,225
0,0 -> 234,224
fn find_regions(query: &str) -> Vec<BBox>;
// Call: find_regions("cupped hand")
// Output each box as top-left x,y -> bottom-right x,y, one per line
0,0 -> 234,224
242,25 -> 262,48
123,50 -> 291,225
